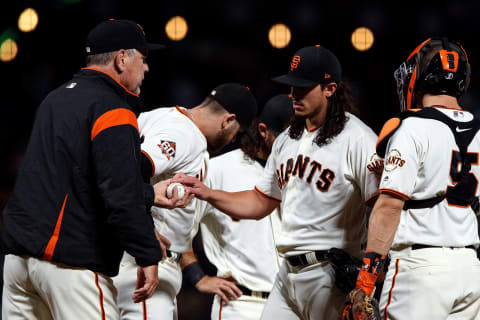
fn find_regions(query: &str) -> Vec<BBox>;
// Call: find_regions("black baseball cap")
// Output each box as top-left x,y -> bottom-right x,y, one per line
273,45 -> 342,87
260,94 -> 294,136
209,83 -> 258,130
85,19 -> 165,56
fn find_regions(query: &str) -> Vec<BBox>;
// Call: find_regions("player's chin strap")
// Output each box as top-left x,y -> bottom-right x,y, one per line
376,107 -> 480,214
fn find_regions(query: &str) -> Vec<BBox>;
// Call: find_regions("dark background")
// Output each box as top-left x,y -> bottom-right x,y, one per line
1,0 -> 480,318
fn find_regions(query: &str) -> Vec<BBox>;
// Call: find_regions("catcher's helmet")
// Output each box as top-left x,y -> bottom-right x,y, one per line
394,37 -> 471,111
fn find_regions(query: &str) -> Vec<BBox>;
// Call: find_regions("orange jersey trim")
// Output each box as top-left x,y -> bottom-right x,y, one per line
91,108 -> 139,141
219,301 -> 223,320
93,272 -> 106,320
141,150 -> 155,177
175,106 -> 204,132
43,194 -> 68,261
379,188 -> 410,201
81,67 -> 139,98
384,259 -> 400,320
254,186 -> 282,202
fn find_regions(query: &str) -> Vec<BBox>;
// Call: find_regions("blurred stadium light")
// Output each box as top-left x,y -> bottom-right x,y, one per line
0,39 -> 18,62
351,27 -> 374,51
18,8 -> 39,33
268,23 -> 291,49
165,16 -> 188,41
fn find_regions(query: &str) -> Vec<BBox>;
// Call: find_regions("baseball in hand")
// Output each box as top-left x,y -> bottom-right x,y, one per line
166,182 -> 185,199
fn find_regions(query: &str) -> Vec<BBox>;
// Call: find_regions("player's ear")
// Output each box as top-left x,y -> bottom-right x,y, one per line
258,122 -> 269,140
114,49 -> 128,73
323,82 -> 338,98
221,113 -> 237,130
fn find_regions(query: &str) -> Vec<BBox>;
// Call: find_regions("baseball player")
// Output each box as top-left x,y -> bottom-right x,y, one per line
346,38 -> 480,319
181,94 -> 293,320
175,45 -> 382,320
113,83 -> 257,320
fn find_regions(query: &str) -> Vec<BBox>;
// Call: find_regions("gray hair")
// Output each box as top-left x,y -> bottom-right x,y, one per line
86,48 -> 137,66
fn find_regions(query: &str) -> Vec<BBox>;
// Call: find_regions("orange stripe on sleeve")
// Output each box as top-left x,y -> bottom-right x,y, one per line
379,188 -> 410,201
43,194 -> 68,261
141,150 -> 155,177
254,186 -> 281,202
93,272 -> 106,320
91,108 -> 139,141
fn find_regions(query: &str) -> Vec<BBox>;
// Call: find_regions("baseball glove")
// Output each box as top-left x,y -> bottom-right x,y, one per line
343,288 -> 381,320
326,248 -> 362,294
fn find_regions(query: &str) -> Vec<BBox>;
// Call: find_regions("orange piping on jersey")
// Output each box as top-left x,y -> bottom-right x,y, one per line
219,301 -> 223,320
81,67 -> 140,98
306,126 -> 319,132
365,192 -> 379,207
175,106 -> 204,132
93,272 -> 106,320
384,259 -> 399,320
142,300 -> 147,320
91,108 -> 139,141
376,118 -> 401,150
187,248 -> 194,254
254,186 -> 282,202
379,188 -> 410,201
43,194 -> 68,261
141,150 -> 155,177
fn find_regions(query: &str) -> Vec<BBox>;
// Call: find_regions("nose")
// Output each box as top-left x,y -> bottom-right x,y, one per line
144,63 -> 149,73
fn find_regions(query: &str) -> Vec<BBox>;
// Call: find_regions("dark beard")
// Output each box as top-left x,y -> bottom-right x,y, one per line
207,130 -> 231,155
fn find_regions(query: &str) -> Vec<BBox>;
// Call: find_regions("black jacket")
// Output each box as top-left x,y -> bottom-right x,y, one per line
2,68 -> 162,276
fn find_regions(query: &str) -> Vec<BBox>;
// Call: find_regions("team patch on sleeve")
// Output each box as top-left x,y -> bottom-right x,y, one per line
367,153 -> 384,179
384,149 -> 406,172
158,140 -> 176,160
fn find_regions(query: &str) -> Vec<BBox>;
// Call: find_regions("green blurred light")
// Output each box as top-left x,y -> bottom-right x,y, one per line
63,0 -> 82,3
0,28 -> 19,45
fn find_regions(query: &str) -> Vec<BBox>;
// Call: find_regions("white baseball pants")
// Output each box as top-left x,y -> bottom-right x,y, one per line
2,254 -> 119,320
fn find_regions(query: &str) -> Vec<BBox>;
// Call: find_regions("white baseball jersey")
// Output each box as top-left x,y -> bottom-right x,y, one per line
139,106 -> 209,252
197,149 -> 282,293
380,107 -> 480,247
255,113 -> 380,256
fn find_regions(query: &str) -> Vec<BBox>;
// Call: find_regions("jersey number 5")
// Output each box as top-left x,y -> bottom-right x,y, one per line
448,150 -> 479,207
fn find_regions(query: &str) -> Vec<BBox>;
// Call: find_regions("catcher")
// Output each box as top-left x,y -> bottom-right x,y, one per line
345,37 -> 480,319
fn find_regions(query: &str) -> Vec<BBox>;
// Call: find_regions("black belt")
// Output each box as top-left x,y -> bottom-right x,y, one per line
237,285 -> 269,299
412,244 -> 475,250
286,250 -> 329,267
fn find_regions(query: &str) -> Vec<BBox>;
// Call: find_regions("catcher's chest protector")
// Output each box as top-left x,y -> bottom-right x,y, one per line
376,107 -> 480,212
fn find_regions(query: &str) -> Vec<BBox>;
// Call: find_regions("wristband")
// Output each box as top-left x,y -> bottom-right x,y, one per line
356,250 -> 386,296
182,262 -> 205,286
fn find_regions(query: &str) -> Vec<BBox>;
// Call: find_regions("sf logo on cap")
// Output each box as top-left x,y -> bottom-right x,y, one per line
290,56 -> 301,71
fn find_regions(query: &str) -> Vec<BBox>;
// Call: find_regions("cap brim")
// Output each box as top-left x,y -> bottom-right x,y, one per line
272,74 -> 318,87
147,43 -> 166,51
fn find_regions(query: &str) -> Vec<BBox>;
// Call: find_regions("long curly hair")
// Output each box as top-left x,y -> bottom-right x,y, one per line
288,82 -> 357,147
